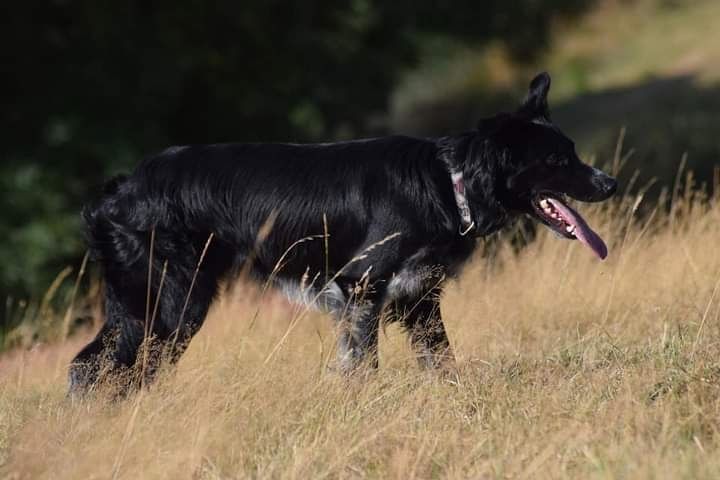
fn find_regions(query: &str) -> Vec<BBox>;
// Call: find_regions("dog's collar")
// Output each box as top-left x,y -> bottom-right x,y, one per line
450,171 -> 475,236
438,136 -> 476,236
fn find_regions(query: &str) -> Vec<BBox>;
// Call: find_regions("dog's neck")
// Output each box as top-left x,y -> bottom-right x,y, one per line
437,134 -> 510,237
437,136 -> 475,236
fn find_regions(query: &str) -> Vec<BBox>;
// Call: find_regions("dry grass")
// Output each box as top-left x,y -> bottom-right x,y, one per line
3,177 -> 720,479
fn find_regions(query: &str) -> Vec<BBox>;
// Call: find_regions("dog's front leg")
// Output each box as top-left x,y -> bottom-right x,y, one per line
399,291 -> 455,370
333,281 -> 383,373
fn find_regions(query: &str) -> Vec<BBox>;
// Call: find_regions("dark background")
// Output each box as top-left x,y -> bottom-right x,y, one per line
3,0 -> 719,333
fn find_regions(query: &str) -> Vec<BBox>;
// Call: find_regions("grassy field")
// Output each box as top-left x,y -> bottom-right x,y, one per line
2,167 -> 720,479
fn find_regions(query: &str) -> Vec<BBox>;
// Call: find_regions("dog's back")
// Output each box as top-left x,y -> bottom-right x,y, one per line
86,136 -> 450,275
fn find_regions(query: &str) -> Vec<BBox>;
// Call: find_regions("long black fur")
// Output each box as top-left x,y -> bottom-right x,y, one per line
69,72 -> 617,394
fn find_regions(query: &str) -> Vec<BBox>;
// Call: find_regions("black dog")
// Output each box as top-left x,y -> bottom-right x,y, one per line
69,72 -> 616,393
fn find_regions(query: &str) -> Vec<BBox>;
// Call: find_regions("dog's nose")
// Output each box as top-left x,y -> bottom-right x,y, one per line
603,177 -> 618,196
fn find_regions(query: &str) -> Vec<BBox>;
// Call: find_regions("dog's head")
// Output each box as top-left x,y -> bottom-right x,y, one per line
468,72 -> 617,259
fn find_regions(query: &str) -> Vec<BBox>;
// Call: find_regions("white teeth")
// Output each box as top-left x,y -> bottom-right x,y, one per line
566,225 -> 576,235
540,199 -> 549,208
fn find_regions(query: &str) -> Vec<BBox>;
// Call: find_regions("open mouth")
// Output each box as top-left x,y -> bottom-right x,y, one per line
532,193 -> 608,260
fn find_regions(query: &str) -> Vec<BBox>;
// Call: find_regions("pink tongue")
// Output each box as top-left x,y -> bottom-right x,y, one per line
547,198 -> 608,260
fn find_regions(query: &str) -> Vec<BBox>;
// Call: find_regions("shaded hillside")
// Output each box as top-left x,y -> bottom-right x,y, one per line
390,0 -> 720,193
555,74 -> 720,191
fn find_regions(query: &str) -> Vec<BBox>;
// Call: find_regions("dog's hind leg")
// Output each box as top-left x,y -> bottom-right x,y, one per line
137,238 -> 225,385
69,267 -> 149,395
69,184 -> 159,395
69,228 -> 223,395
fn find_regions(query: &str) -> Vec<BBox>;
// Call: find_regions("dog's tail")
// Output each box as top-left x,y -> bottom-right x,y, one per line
81,174 -> 133,263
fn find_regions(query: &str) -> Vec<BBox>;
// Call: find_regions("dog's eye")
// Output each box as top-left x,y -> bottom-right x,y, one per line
546,154 -> 568,167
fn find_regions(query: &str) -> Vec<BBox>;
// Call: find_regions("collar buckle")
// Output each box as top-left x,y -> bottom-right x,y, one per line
459,220 -> 475,236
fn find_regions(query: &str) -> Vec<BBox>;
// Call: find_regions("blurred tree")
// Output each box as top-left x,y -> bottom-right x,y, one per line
0,0 -> 593,326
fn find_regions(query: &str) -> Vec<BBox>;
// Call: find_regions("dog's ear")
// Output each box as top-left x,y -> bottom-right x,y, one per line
518,72 -> 551,119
